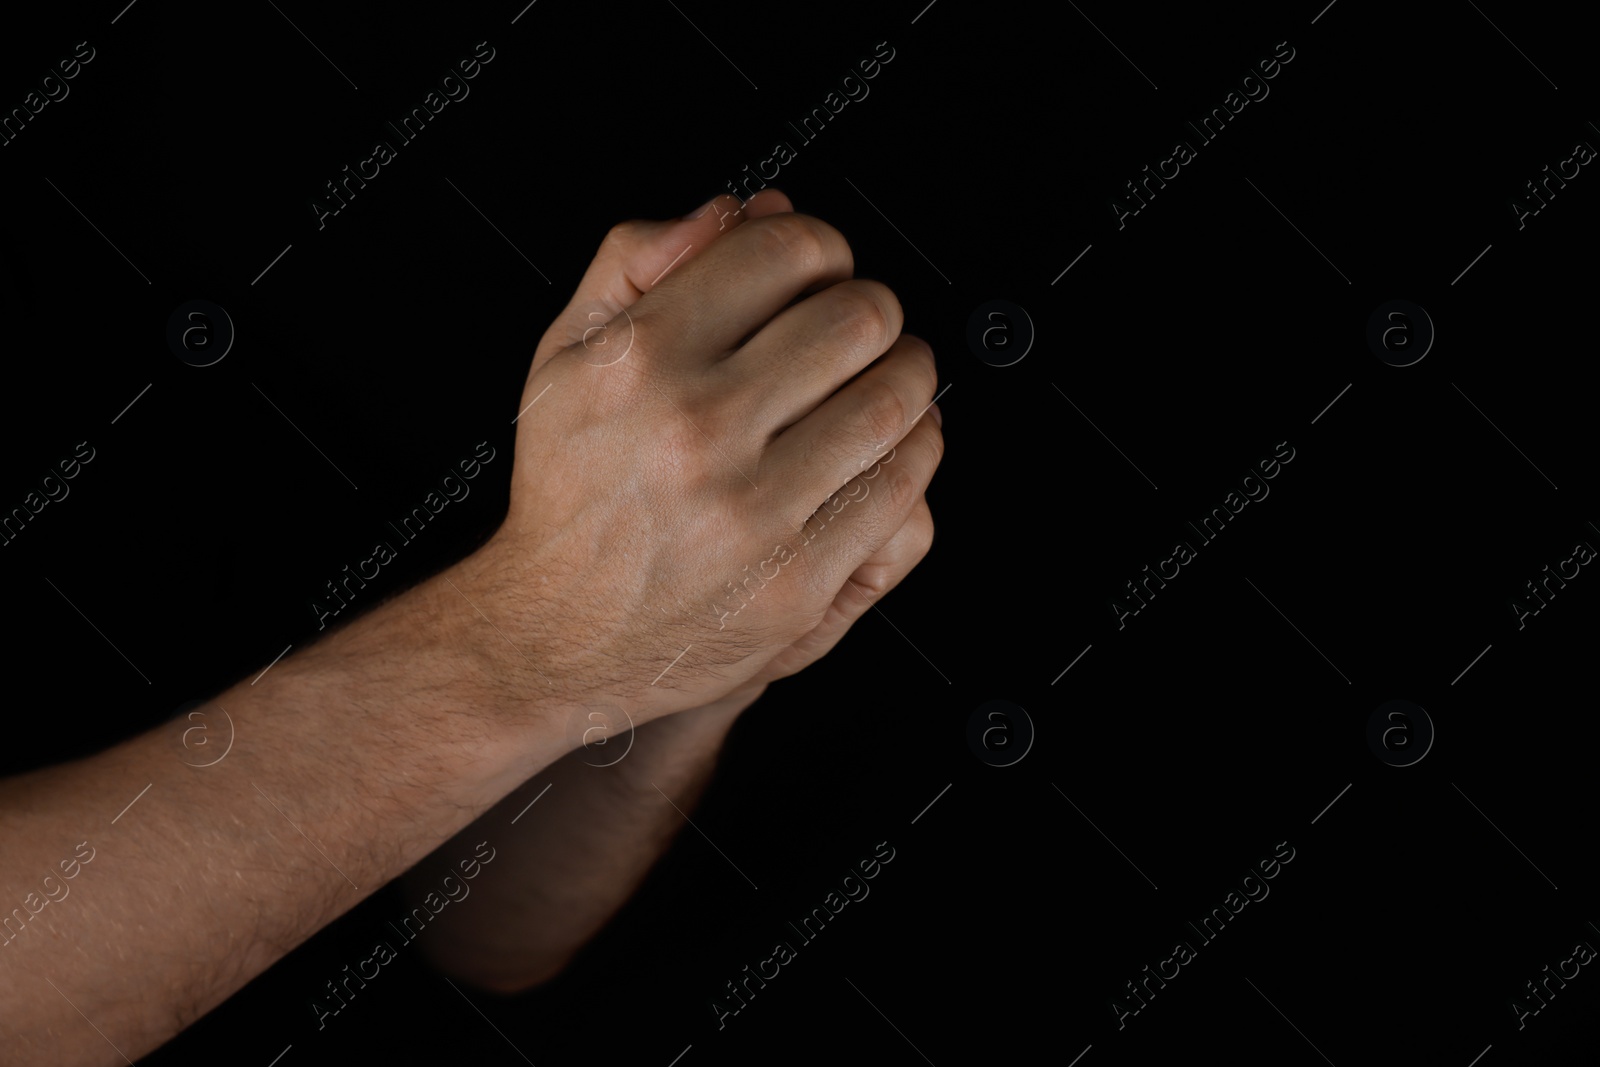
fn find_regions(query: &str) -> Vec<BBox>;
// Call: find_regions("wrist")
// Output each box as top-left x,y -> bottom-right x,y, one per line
288,553 -> 570,809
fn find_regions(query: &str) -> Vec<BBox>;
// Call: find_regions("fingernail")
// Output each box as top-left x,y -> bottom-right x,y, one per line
929,402 -> 943,427
683,196 -> 719,220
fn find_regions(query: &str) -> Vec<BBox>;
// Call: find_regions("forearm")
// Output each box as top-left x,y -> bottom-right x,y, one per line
0,560 -> 565,1064
405,684 -> 760,992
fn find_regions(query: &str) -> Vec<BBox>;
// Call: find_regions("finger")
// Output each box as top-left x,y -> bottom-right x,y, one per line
595,188 -> 795,304
756,496 -> 933,682
725,278 -> 904,429
739,191 -> 841,305
738,189 -> 793,219
768,409 -> 944,606
631,212 -> 854,366
761,333 -> 937,524
532,189 -> 792,367
844,493 -> 935,603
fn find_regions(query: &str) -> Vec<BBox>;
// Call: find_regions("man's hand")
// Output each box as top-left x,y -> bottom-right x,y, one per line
459,190 -> 944,729
403,191 -> 944,993
0,189 -> 944,1063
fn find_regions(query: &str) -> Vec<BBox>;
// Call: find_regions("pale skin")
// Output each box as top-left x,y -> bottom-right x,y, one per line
0,188 -> 942,1062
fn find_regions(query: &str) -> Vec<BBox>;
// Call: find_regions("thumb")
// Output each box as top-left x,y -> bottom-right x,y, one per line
536,188 -> 794,362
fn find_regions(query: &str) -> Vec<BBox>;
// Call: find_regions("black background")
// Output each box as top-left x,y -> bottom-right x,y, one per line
2,0 -> 1596,1064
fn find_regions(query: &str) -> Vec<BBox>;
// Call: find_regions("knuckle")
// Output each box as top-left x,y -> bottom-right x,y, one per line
907,334 -> 938,391
887,334 -> 934,397
862,280 -> 904,335
751,214 -> 826,275
913,511 -> 935,557
832,287 -> 890,353
852,565 -> 895,601
879,464 -> 919,514
856,377 -> 907,448
604,220 -> 641,250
